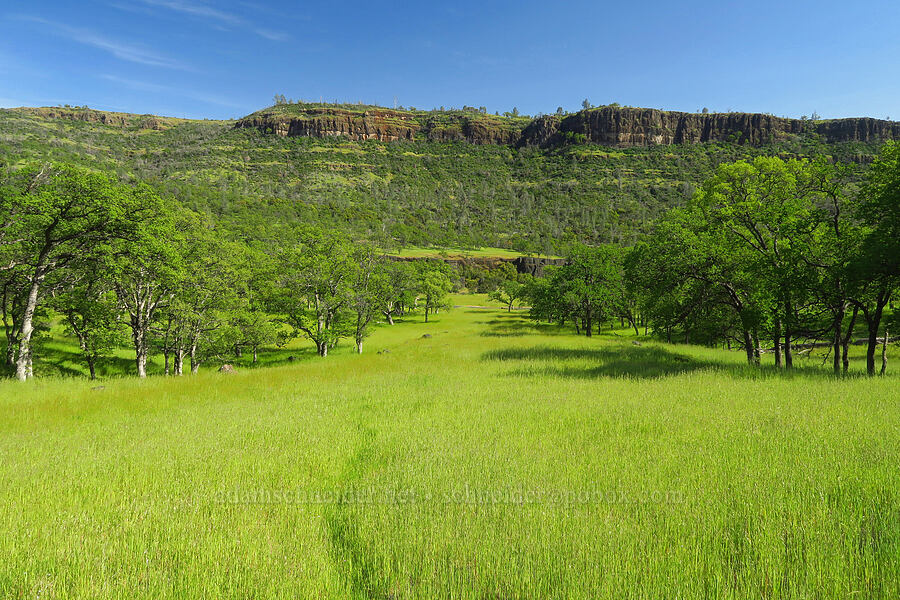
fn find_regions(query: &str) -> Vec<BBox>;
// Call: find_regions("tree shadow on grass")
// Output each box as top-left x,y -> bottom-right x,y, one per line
482,344 -> 852,380
477,314 -> 571,338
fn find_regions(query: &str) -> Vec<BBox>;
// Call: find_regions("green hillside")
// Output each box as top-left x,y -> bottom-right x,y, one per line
0,105 -> 885,253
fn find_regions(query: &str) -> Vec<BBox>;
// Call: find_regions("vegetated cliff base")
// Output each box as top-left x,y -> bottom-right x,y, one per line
388,254 -> 566,277
237,103 -> 900,148
16,107 -> 205,131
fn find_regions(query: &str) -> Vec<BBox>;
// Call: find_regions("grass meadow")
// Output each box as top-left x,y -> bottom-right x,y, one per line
1,295 -> 898,598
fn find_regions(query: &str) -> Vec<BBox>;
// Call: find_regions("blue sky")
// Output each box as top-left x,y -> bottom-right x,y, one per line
1,0 -> 898,120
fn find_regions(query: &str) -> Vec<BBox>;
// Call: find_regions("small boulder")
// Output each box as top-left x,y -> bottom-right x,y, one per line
287,356 -> 296,362
377,349 -> 391,354
91,385 -> 106,391
631,341 -> 642,346
421,334 -> 432,339
218,364 -> 236,373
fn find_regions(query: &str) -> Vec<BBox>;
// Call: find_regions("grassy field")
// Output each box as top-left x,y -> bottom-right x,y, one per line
1,296 -> 898,598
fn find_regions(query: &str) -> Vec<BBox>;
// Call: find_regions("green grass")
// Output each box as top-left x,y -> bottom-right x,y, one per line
1,299 -> 898,598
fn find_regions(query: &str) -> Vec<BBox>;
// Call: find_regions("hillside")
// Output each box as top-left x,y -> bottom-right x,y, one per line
0,103 -> 893,252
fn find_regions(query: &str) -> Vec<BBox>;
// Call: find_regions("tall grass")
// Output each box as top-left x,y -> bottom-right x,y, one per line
1,299 -> 897,598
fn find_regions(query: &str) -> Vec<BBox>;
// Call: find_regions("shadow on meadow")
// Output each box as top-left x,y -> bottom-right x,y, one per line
477,314 -> 570,338
482,344 -> 854,380
19,340 -> 319,379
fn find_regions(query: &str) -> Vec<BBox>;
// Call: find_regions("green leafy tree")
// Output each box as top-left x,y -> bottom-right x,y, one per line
112,202 -> 183,378
852,141 -> 900,375
53,270 -> 126,380
380,260 -> 417,324
0,164 -> 155,380
488,263 -> 528,312
416,261 -> 453,323
348,244 -> 387,353
551,244 -> 623,337
274,227 -> 355,356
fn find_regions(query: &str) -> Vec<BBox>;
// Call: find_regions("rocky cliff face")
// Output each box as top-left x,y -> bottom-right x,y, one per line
814,118 -> 900,143
522,108 -> 899,147
236,107 -> 523,145
547,108 -> 804,146
235,107 -> 418,141
236,104 -> 900,148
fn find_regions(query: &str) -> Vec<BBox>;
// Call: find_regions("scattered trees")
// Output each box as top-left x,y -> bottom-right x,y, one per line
3,141 -> 897,380
488,263 -> 529,312
416,261 -> 453,323
630,148 -> 899,375
1,165 -> 156,380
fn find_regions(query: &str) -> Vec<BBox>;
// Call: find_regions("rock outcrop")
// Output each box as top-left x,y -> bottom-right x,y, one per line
520,108 -> 899,147
235,107 -> 418,141
237,103 -> 900,148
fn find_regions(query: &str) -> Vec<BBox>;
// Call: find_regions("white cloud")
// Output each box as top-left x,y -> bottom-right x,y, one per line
136,0 -> 289,41
140,0 -> 241,25
20,16 -> 189,70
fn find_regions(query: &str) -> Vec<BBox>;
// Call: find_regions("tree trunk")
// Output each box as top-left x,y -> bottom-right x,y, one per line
773,316 -> 782,368
132,321 -> 148,378
15,273 -> 43,381
752,329 -> 761,366
174,349 -> 184,376
864,293 -> 889,376
5,339 -> 16,371
881,328 -> 889,376
252,347 -> 258,363
356,338 -> 363,354
585,306 -> 592,338
783,333 -> 793,368
190,344 -> 200,374
384,310 -> 394,325
832,309 -> 843,375
318,341 -> 328,357
163,349 -> 170,376
842,306 -> 858,374
234,344 -> 242,358
743,330 -> 754,365
87,356 -> 97,380
135,346 -> 147,378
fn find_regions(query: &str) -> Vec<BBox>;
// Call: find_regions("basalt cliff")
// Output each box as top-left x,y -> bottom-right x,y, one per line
236,104 -> 900,148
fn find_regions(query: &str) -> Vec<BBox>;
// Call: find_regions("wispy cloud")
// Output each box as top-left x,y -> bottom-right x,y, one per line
100,74 -> 246,109
135,0 -> 289,41
19,16 -> 188,70
141,0 -> 241,24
